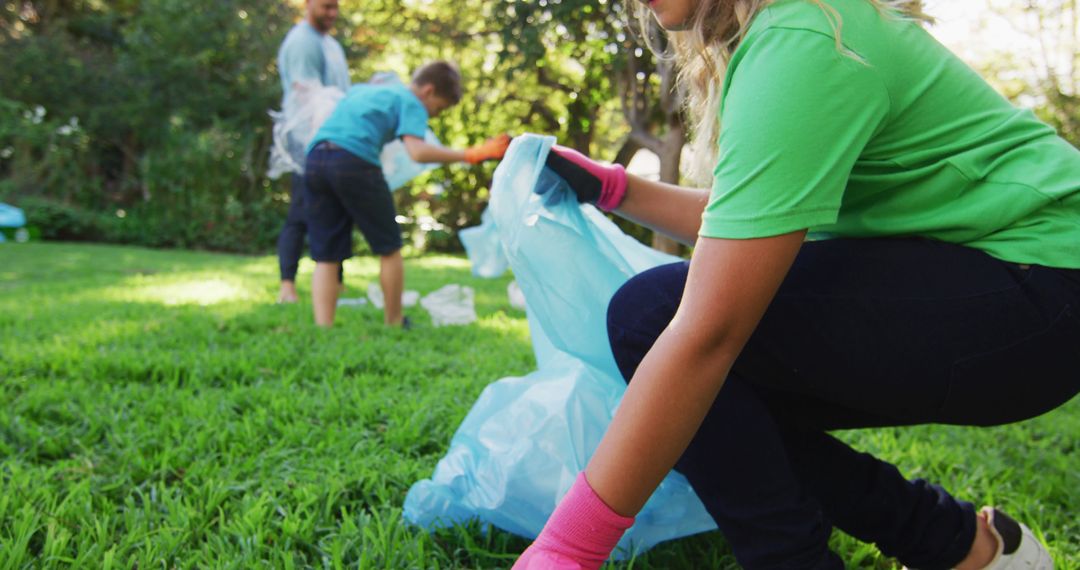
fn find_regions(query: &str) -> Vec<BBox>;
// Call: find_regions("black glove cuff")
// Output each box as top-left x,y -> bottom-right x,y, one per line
545,151 -> 602,204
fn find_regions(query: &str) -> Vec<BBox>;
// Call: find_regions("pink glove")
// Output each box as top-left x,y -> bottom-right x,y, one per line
512,472 -> 635,570
543,145 -> 628,211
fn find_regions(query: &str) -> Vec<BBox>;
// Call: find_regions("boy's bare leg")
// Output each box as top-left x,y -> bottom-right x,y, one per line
278,280 -> 299,303
312,261 -> 342,327
380,249 -> 404,326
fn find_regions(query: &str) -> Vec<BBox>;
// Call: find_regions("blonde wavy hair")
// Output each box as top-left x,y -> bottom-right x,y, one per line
631,0 -> 932,183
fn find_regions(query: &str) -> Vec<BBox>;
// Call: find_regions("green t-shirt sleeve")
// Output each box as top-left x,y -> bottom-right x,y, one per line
700,28 -> 891,239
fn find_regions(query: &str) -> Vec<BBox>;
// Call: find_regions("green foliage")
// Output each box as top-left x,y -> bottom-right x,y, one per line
934,1 -> 1080,148
3,0 -> 1078,256
0,98 -> 96,204
2,242 -> 1079,568
131,122 -> 282,252
0,0 -> 294,252
13,196 -> 112,242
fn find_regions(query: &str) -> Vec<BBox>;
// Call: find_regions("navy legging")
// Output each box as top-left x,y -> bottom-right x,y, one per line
606,237 -> 1080,569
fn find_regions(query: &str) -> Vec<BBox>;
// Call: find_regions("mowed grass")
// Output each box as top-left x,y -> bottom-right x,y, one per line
1,242 -> 1077,569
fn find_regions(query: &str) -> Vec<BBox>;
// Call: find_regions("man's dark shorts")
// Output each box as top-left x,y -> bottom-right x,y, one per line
304,142 -> 403,261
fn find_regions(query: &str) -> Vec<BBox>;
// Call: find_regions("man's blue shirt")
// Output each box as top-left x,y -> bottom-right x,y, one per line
277,21 -> 349,106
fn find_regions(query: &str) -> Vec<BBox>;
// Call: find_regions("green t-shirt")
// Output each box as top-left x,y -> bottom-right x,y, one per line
701,0 -> 1080,269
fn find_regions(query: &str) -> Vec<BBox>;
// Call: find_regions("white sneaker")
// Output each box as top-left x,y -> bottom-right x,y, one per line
980,507 -> 1054,570
902,507 -> 1053,570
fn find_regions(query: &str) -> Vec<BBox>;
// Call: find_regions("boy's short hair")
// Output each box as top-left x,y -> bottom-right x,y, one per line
411,61 -> 463,105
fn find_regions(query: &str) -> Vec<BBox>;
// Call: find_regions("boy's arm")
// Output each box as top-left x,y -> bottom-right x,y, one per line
402,134 -> 511,165
401,135 -> 467,164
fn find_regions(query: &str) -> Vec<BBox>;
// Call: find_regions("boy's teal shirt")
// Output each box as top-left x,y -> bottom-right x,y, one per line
702,0 -> 1080,269
309,83 -> 430,167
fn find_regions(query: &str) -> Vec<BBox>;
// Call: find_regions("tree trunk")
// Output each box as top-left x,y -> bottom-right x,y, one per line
613,137 -> 642,167
650,122 -> 685,255
618,43 -> 687,255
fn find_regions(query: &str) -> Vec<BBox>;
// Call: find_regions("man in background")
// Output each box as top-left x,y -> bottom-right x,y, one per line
275,0 -> 349,303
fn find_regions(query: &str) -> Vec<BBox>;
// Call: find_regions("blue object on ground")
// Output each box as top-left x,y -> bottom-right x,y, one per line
0,203 -> 26,228
404,134 -> 717,557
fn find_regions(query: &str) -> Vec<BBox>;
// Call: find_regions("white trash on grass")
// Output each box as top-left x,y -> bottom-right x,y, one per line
367,283 -> 419,309
507,280 -> 526,310
420,284 -> 477,327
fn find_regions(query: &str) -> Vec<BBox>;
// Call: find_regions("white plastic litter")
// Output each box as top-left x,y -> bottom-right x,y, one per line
367,283 -> 419,309
420,284 -> 477,327
379,129 -> 443,190
336,297 -> 369,307
507,280 -> 526,310
268,80 -> 344,179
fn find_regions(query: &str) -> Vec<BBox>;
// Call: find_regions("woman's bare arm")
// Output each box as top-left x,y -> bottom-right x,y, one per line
613,175 -> 711,246
585,230 -> 806,515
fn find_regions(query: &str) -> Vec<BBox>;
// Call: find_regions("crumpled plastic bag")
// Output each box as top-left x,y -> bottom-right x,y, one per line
379,129 -> 442,191
367,283 -> 419,309
267,73 -> 441,190
268,80 -> 344,180
507,280 -> 526,310
459,206 -> 509,278
420,284 -> 477,327
404,134 -> 716,557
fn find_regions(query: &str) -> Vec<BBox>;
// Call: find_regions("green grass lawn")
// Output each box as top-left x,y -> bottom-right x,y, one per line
1,242 -> 1077,569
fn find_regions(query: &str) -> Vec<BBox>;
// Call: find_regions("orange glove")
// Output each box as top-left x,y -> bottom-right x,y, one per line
464,133 -> 512,164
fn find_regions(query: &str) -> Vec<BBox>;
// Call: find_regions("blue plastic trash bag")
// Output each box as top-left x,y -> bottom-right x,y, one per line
458,207 -> 509,278
404,134 -> 716,557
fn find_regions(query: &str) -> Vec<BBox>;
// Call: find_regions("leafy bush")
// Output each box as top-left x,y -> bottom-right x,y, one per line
0,1 -> 293,253
0,99 -> 97,204
14,196 -> 112,242
132,122 -> 284,252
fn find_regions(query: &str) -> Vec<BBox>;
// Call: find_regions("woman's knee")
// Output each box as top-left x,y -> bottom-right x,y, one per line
606,261 -> 690,382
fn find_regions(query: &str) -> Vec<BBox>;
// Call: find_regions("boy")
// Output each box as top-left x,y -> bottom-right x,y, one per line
304,60 -> 510,328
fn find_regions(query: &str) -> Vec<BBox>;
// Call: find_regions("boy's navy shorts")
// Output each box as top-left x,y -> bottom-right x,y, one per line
303,142 -> 403,261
